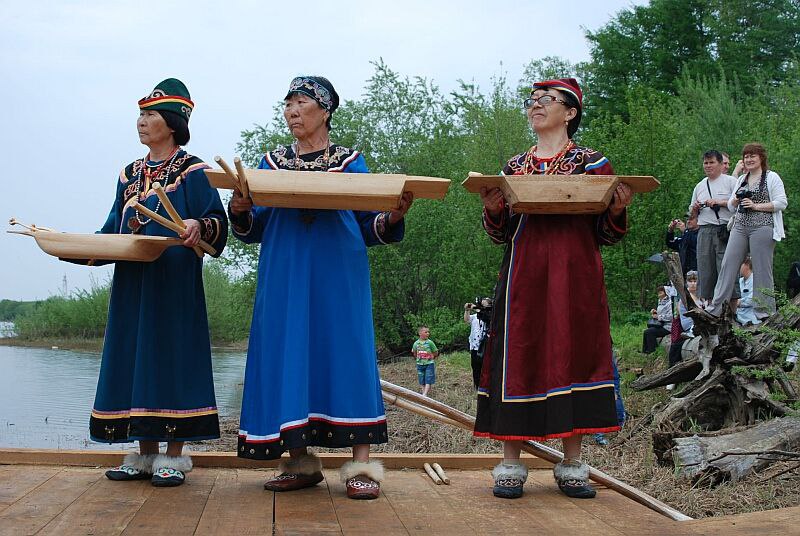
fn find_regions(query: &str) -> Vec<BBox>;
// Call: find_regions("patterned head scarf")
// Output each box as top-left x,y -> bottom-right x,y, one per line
138,78 -> 194,122
532,78 -> 583,138
285,76 -> 340,113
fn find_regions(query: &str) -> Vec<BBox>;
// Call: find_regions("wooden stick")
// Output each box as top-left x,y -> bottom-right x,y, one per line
423,463 -> 443,485
133,203 -> 216,256
381,391 -> 462,429
233,157 -> 250,198
432,463 -> 450,484
380,380 -> 692,522
214,156 -> 242,192
152,183 -> 203,258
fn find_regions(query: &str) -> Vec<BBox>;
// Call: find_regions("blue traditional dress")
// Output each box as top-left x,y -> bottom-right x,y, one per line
89,149 -> 227,443
232,144 -> 403,460
474,144 -> 627,441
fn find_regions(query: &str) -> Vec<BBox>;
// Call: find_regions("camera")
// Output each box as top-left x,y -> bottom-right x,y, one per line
471,297 -> 494,322
736,187 -> 753,212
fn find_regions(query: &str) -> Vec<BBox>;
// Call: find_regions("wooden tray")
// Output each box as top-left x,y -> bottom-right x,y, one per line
9,230 -> 182,262
205,168 -> 451,211
461,174 -> 659,214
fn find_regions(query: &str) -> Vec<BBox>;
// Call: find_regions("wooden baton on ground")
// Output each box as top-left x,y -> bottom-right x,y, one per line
132,202 -> 216,256
432,463 -> 450,484
152,183 -> 203,258
423,463 -> 443,485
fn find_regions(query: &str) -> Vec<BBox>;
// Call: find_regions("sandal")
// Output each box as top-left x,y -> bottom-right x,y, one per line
264,453 -> 324,492
554,459 -> 595,499
105,453 -> 155,481
492,462 -> 528,499
340,460 -> 384,500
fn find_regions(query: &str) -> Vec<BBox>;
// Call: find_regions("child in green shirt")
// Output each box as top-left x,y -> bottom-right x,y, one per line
412,326 -> 439,397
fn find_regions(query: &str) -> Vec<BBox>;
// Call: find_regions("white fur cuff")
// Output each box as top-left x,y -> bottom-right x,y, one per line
492,462 -> 528,483
277,453 -> 323,476
122,452 -> 157,473
339,460 -> 385,483
553,460 -> 589,482
152,454 -> 193,473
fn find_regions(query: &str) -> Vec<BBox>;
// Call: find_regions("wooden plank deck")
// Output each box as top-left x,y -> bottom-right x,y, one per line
0,454 -> 798,535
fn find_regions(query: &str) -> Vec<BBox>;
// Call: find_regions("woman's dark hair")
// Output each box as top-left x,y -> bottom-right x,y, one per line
741,142 -> 768,189
158,110 -> 190,146
557,90 -> 582,138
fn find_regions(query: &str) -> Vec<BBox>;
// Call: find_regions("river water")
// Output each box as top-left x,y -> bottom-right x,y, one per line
0,334 -> 246,450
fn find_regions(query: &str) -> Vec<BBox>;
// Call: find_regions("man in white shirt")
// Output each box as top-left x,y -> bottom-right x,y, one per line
464,298 -> 491,389
690,150 -> 738,303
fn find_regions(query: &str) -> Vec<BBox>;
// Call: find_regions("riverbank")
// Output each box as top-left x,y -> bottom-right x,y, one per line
0,336 -> 250,352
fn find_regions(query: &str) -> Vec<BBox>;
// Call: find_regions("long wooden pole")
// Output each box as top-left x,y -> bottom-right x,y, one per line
380,380 -> 691,522
214,156 -> 242,192
133,203 -> 216,256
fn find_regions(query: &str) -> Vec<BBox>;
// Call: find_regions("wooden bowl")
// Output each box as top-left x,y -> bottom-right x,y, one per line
10,230 -> 182,262
461,174 -> 659,214
205,168 -> 450,211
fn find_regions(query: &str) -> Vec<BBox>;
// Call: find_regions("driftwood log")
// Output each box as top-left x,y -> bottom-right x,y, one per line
672,416 -> 800,484
632,251 -> 800,483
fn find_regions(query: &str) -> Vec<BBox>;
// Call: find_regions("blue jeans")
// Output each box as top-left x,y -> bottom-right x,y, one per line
416,362 -> 436,385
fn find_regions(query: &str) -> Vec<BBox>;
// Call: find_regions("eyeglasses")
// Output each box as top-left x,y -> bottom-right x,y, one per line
523,95 -> 567,109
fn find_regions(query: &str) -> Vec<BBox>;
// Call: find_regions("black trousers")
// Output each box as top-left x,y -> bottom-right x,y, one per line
642,325 -> 670,353
470,349 -> 482,389
668,339 -> 684,368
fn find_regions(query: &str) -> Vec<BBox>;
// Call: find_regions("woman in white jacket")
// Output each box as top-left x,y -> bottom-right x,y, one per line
707,143 -> 788,318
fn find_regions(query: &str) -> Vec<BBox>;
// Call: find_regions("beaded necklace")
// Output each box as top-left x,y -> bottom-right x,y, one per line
522,139 -> 574,175
127,146 -> 180,233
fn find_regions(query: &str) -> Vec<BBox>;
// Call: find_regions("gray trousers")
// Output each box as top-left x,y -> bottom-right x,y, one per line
696,224 -> 739,300
709,225 -> 776,315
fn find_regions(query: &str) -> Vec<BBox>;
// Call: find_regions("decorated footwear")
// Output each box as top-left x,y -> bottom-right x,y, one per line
264,453 -> 324,492
554,459 -> 595,499
340,460 -> 383,500
151,454 -> 192,487
105,453 -> 156,481
492,462 -> 528,499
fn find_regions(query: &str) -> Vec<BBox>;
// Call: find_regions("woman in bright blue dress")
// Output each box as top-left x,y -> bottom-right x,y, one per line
229,76 -> 413,500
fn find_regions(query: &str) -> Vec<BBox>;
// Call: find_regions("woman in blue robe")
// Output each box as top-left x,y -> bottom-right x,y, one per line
90,79 -> 227,487
229,76 -> 413,500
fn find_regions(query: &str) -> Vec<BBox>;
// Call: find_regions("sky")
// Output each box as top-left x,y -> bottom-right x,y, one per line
0,0 -> 643,301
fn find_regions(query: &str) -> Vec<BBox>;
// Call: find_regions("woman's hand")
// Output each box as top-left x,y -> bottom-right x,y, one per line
388,191 -> 414,225
180,219 -> 201,248
609,183 -> 633,217
480,187 -> 505,217
229,189 -> 253,215
740,197 -> 756,210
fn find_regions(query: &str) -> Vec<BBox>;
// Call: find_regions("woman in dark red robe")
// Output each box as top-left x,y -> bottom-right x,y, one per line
473,78 -> 632,500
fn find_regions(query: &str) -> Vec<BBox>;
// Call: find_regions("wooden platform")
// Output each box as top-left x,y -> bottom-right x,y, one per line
1,453 -> 797,535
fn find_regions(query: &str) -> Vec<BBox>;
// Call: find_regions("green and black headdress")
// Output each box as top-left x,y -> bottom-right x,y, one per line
138,78 -> 194,122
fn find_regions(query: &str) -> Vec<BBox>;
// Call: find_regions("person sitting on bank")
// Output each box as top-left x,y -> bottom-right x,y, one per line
736,258 -> 759,326
642,286 -> 671,354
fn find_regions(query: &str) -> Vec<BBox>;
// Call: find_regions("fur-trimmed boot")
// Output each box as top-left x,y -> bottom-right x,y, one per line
340,460 -> 384,500
492,461 -> 528,499
264,453 -> 324,492
151,454 -> 193,487
553,459 -> 595,498
106,452 -> 156,481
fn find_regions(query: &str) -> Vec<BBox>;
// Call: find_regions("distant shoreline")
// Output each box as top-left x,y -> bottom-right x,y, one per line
0,337 -> 250,352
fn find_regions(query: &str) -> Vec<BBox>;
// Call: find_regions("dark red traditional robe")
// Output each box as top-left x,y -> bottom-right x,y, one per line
474,146 -> 626,441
